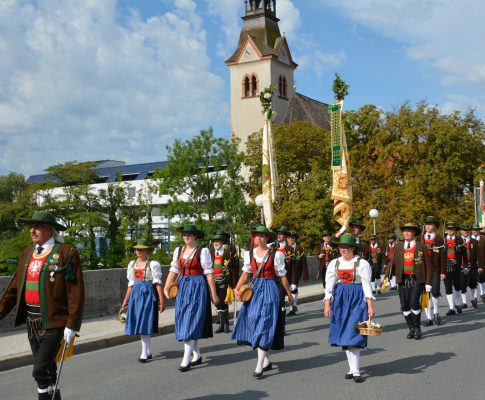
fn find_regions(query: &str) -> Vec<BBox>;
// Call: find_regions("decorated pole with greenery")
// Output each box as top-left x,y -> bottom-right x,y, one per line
328,73 -> 352,227
260,84 -> 279,228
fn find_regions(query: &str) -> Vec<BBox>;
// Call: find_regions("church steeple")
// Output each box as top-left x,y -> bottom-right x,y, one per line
244,0 -> 277,19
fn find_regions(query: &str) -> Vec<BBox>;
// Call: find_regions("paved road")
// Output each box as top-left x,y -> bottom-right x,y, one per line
1,289 -> 485,400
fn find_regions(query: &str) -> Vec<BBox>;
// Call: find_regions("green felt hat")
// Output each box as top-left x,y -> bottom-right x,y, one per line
369,234 -> 377,240
388,233 -> 397,240
210,233 -> 228,243
176,224 -> 205,239
331,233 -> 358,248
274,226 -> 290,236
132,239 -> 152,249
459,224 -> 470,231
18,211 -> 67,231
287,230 -> 299,239
321,230 -> 331,237
349,220 -> 366,231
250,225 -> 276,241
400,223 -> 421,236
445,222 -> 457,229
471,223 -> 480,230
423,216 -> 441,228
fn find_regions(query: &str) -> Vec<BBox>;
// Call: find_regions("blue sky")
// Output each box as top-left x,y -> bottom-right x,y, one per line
0,0 -> 483,176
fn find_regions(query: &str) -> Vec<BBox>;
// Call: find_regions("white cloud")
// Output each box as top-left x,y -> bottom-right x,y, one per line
298,50 -> 346,79
0,0 -> 225,176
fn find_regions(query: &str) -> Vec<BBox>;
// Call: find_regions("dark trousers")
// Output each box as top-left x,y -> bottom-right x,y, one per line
27,319 -> 64,389
215,280 -> 228,311
398,279 -> 423,312
444,265 -> 461,294
290,263 -> 303,287
320,266 -> 327,288
371,263 -> 381,282
431,271 -> 441,298
461,269 -> 478,292
479,270 -> 485,284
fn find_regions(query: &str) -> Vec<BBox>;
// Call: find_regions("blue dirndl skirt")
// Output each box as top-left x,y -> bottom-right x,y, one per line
125,280 -> 158,335
328,283 -> 368,348
232,278 -> 280,350
175,274 -> 212,341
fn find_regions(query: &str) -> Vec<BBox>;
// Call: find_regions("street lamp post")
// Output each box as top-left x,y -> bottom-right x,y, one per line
255,194 -> 264,225
369,209 -> 379,236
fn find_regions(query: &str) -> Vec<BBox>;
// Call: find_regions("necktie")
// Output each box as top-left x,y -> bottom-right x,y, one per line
37,246 -> 44,254
406,242 -> 411,249
427,234 -> 431,240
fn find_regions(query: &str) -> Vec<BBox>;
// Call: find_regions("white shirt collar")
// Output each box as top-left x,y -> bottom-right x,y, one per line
447,235 -> 455,240
404,240 -> 416,248
425,232 -> 436,240
35,237 -> 55,253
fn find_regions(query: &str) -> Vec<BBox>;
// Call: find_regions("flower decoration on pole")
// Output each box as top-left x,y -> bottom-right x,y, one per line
260,84 -> 278,228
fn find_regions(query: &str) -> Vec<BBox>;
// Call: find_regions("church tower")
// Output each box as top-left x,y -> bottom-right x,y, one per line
226,0 -> 298,150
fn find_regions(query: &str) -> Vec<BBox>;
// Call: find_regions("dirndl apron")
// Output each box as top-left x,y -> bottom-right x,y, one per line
125,279 -> 158,335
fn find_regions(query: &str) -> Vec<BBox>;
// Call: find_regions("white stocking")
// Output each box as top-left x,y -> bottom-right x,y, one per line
461,293 -> 467,304
293,293 -> 298,307
471,288 -> 477,300
349,348 -> 361,375
345,350 -> 352,373
371,281 -> 376,291
446,294 -> 455,310
480,282 -> 485,295
454,290 -> 462,306
391,276 -> 397,287
376,279 -> 382,290
256,348 -> 267,373
432,296 -> 440,314
424,305 -> 432,320
181,340 -> 194,367
192,340 -> 201,362
140,335 -> 150,359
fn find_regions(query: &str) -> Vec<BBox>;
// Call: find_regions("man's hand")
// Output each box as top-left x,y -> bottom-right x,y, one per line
64,327 -> 76,344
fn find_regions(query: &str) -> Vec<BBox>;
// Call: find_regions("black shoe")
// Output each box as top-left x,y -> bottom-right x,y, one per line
461,304 -> 467,309
446,309 -> 456,316
390,286 -> 398,291
353,375 -> 364,383
482,294 -> 485,303
433,313 -> 442,325
471,299 -> 478,308
215,326 -> 224,333
287,309 -> 296,316
424,319 -> 434,327
178,364 -> 191,372
190,357 -> 202,367
53,389 -> 61,400
345,373 -> 353,380
253,371 -> 263,379
372,290 -> 376,295
262,362 -> 273,372
456,305 -> 462,314
139,357 -> 148,363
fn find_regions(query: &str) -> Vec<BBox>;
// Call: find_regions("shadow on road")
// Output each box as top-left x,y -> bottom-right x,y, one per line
186,390 -> 269,400
363,351 -> 456,377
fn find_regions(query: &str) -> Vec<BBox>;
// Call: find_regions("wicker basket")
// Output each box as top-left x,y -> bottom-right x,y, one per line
239,283 -> 253,302
118,309 -> 127,324
167,282 -> 178,299
356,319 -> 383,336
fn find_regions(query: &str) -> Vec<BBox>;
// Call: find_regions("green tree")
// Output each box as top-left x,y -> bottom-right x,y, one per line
154,127 -> 252,243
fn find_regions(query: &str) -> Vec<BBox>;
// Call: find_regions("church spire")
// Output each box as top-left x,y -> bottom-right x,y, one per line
244,0 -> 277,18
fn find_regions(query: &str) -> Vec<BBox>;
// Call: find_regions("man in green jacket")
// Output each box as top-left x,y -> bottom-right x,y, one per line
0,211 -> 85,400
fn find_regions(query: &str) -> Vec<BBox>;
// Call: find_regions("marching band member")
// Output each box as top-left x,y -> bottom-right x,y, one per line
459,224 -> 479,308
317,230 -> 337,289
286,231 -> 309,316
324,233 -> 374,383
233,225 -> 294,378
164,225 -> 219,372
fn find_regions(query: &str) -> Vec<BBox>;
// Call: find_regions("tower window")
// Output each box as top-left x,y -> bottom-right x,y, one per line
242,73 -> 259,98
278,75 -> 287,99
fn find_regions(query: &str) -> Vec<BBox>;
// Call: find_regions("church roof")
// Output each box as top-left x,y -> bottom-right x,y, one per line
279,93 -> 331,130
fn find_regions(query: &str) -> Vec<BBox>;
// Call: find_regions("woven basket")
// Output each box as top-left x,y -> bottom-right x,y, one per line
118,309 -> 127,324
239,283 -> 253,302
357,319 -> 382,336
167,282 -> 178,299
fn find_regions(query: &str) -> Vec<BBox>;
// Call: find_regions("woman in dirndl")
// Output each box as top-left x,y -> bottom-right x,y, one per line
324,233 -> 374,383
164,225 -> 219,372
121,239 -> 165,362
232,225 -> 294,378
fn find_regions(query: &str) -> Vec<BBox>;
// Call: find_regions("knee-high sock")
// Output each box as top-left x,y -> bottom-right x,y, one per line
376,279 -> 382,290
293,293 -> 298,307
455,290 -> 462,305
480,282 -> 485,295
471,288 -> 477,300
446,294 -> 455,310
424,305 -> 432,320
181,340 -> 194,367
140,335 -> 150,358
371,281 -> 376,291
192,340 -> 200,362
256,348 -> 267,373
461,292 -> 467,304
349,348 -> 361,375
391,276 -> 397,287
411,308 -> 421,315
263,353 -> 271,369
345,350 -> 353,373
432,296 -> 440,314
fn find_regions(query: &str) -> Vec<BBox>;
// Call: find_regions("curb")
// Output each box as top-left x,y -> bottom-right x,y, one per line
0,292 -> 323,372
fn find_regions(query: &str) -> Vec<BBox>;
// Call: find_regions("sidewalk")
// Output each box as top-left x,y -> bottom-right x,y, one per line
0,282 -> 324,372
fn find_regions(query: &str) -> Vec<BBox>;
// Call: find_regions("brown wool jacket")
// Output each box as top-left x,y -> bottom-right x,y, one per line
422,235 -> 447,274
387,241 -> 431,285
0,242 -> 85,331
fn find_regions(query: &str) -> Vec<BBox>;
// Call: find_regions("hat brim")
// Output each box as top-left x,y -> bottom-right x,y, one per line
210,235 -> 227,243
132,245 -> 151,249
423,220 -> 441,228
251,230 -> 276,242
18,217 -> 67,231
349,223 -> 366,231
175,227 -> 205,238
400,226 -> 422,236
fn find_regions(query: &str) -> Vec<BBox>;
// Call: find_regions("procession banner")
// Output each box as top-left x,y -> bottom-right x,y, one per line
479,181 -> 485,227
262,107 -> 278,228
328,100 -> 352,226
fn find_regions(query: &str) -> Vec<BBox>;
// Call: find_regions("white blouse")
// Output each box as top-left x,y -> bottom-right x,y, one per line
324,256 -> 372,300
169,247 -> 214,274
127,259 -> 162,287
242,249 -> 286,277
